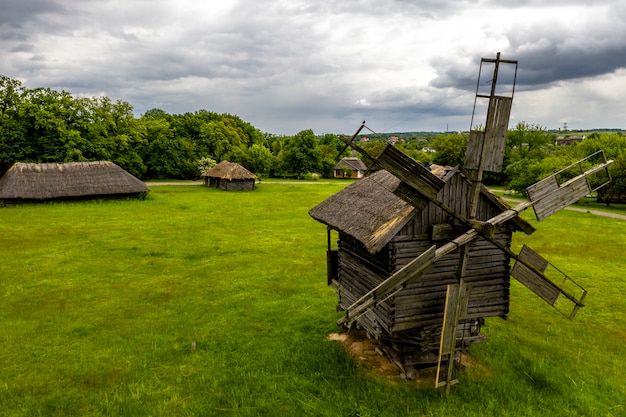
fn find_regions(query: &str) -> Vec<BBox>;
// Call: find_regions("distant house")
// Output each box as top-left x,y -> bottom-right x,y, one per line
0,161 -> 149,205
202,161 -> 256,191
334,157 -> 369,179
556,136 -> 585,146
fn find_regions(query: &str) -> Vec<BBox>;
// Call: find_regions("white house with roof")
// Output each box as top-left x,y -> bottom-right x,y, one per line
334,157 -> 369,179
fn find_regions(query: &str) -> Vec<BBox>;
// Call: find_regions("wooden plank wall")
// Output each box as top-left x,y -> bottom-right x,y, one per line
332,172 -> 514,362
389,232 -> 511,332
334,233 -> 394,338
397,172 -> 504,237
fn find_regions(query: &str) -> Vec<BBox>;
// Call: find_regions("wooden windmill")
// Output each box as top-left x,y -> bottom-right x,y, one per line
309,53 -> 613,392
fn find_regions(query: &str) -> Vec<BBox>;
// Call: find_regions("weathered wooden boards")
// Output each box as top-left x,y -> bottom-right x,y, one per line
391,234 -> 510,331
527,157 -> 613,221
374,144 -> 445,209
436,281 -> 470,390
331,226 -> 512,365
510,245 -> 557,303
510,244 -> 587,319
465,96 -> 513,173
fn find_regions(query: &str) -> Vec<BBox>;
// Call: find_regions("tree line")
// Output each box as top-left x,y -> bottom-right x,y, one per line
417,124 -> 626,204
1,74 -> 625,202
0,75 -> 349,180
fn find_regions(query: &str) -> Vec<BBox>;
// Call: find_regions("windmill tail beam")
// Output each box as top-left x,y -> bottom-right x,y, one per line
336,122 -> 367,158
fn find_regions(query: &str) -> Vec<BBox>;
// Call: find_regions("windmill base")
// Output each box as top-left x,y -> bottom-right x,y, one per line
344,318 -> 487,380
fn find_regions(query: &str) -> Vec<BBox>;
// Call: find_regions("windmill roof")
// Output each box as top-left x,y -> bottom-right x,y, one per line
310,170 -> 413,253
0,161 -> 149,200
202,161 -> 256,180
309,167 -> 534,254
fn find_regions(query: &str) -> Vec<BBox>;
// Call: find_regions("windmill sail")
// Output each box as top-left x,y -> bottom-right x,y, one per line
527,150 -> 612,221
511,245 -> 587,319
436,54 -> 518,391
464,55 -> 517,174
336,131 -> 447,211
465,96 -> 513,172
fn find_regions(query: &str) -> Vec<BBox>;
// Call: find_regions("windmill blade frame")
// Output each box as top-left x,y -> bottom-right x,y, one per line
527,150 -> 612,221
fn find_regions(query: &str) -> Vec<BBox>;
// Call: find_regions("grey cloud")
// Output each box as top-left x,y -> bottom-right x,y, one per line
2,0 -> 626,134
431,3 -> 626,92
10,43 -> 34,53
0,0 -> 67,26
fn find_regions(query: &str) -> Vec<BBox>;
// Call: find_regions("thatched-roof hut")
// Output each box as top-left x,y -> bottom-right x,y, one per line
202,161 -> 256,191
334,157 -> 369,179
0,161 -> 149,205
309,167 -> 535,369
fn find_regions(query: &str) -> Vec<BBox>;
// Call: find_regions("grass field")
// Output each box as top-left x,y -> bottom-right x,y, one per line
0,183 -> 624,416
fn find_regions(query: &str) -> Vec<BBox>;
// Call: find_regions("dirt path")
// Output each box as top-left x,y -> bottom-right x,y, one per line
499,196 -> 626,220
147,181 -> 336,186
558,205 -> 626,220
147,181 -> 203,186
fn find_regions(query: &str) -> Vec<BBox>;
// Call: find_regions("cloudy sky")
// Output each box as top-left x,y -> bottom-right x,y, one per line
2,0 -> 626,135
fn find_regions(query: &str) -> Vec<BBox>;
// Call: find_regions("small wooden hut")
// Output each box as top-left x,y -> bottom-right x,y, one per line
334,157 -> 369,179
202,161 -> 256,191
0,161 -> 149,205
309,167 -> 535,369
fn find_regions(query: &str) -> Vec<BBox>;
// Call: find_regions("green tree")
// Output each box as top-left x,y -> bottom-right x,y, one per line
431,132 -> 468,166
280,129 -> 323,177
500,122 -> 556,189
242,144 -> 273,175
18,87 -> 89,162
0,75 -> 23,117
0,76 -> 28,172
318,133 -> 350,177
83,97 -> 147,177
572,132 -> 626,204
406,148 -> 434,164
142,118 -> 195,179
319,134 -> 348,159
505,153 -> 575,194
198,120 -> 243,162
358,140 -> 386,164
506,122 -> 553,161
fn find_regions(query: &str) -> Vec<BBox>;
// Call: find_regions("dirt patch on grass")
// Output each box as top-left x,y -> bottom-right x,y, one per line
328,332 -> 400,378
327,331 -> 438,386
327,331 -> 490,387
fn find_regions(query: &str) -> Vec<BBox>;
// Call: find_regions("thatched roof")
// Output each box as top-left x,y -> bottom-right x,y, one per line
309,167 -> 534,254
0,161 -> 149,201
203,161 -> 256,180
310,170 -> 416,253
334,157 -> 368,171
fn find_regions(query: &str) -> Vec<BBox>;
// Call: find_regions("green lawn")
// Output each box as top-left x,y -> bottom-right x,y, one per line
0,183 -> 624,416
